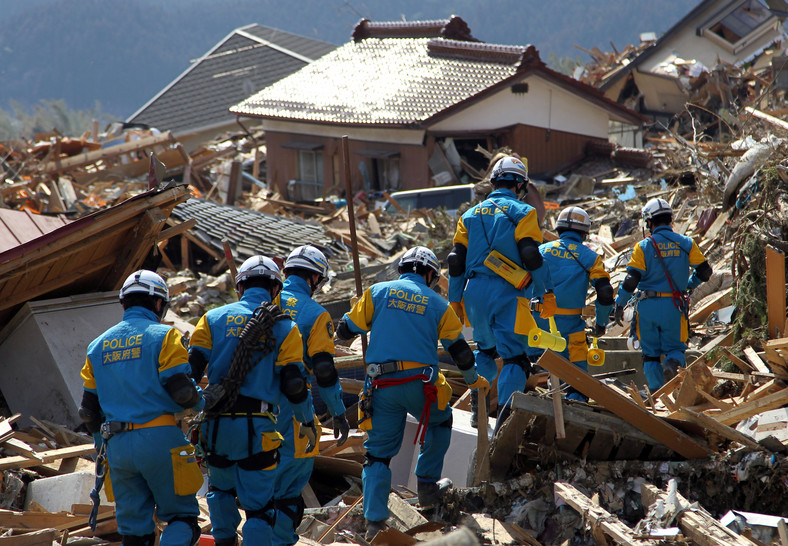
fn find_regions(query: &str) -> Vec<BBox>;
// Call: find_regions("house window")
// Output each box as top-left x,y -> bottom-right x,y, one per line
702,0 -> 773,53
298,150 -> 323,184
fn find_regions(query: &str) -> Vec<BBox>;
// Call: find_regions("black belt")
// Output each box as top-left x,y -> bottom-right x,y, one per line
223,394 -> 271,414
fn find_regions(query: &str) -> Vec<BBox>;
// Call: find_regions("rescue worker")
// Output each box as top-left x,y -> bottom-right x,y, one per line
530,207 -> 614,400
189,256 -> 317,546
79,270 -> 204,546
274,245 -> 349,546
447,155 -> 555,427
335,246 -> 489,540
614,198 -> 713,390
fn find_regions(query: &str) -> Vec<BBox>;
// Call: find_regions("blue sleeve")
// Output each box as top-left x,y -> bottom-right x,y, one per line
595,302 -> 613,326
448,274 -> 467,303
317,382 -> 346,417
529,262 -> 554,297
291,392 -> 315,424
687,270 -> 702,290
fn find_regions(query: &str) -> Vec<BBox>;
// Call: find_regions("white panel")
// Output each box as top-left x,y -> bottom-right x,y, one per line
430,76 -> 611,138
263,119 -> 425,145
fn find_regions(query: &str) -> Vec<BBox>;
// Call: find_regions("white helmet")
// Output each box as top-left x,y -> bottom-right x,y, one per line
119,270 -> 169,302
399,246 -> 440,276
284,245 -> 329,278
235,255 -> 282,287
556,206 -> 591,233
491,156 -> 528,186
642,198 -> 673,222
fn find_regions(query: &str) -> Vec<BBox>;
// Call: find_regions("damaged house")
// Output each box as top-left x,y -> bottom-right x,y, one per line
230,16 -> 644,201
596,0 -> 788,121
127,24 -> 336,151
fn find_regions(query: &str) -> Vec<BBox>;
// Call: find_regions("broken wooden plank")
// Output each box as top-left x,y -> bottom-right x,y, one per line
766,246 -> 786,339
0,528 -> 58,545
723,348 -> 756,374
682,408 -> 759,449
550,373 -> 566,440
537,351 -> 709,459
0,444 -> 95,471
641,483 -> 757,546
555,482 -> 657,545
714,388 -> 788,426
743,347 -> 771,375
689,287 -> 733,325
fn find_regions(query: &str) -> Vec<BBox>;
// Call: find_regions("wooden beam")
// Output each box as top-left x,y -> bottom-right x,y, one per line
157,219 -> 197,243
39,131 -> 176,174
555,483 -> 657,545
723,348 -> 756,374
101,207 -> 168,289
714,388 -> 788,426
180,235 -> 190,271
743,347 -> 771,374
766,246 -> 787,339
537,351 -> 709,459
0,445 -> 95,471
689,287 -> 733,325
551,373 -> 566,439
682,408 -> 759,449
641,483 -> 757,546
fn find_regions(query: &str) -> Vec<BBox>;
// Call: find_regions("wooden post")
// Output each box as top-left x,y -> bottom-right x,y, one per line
180,235 -> 190,271
341,135 -> 367,358
252,146 -> 261,181
226,160 -> 242,206
473,390 -> 490,485
766,245 -> 786,339
551,373 -> 566,439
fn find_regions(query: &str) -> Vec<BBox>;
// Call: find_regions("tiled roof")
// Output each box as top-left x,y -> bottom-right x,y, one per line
0,209 -> 69,254
231,35 -> 524,126
127,24 -> 336,135
171,199 -> 343,261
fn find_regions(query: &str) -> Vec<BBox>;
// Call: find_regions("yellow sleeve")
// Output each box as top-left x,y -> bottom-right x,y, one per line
453,217 -> 469,247
158,329 -> 189,372
628,244 -> 647,272
689,240 -> 706,266
588,255 -> 610,281
276,325 -> 304,367
189,314 -> 213,351
438,306 -> 464,342
307,311 -> 335,357
273,293 -> 281,307
346,288 -> 375,332
514,208 -> 543,243
81,357 -> 96,390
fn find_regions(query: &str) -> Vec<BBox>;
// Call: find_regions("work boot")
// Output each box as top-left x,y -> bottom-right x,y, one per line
470,389 -> 479,429
417,477 -> 453,509
662,358 -> 680,383
365,519 -> 387,541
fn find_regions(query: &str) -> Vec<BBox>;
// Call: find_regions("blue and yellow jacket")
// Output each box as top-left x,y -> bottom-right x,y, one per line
449,188 -> 551,301
540,231 -> 612,325
280,276 -> 345,417
190,286 -> 313,423
616,225 -> 707,305
343,272 -> 465,365
81,306 -> 191,423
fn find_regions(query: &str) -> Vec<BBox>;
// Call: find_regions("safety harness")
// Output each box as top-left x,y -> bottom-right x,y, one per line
367,367 -> 437,445
646,235 -> 690,315
198,302 -> 287,470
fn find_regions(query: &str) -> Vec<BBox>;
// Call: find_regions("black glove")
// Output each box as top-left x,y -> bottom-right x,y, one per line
613,305 -> 625,326
593,322 -> 606,337
333,414 -> 350,447
299,421 -> 318,453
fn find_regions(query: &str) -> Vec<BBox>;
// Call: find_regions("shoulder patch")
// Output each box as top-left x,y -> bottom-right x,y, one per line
327,320 -> 334,338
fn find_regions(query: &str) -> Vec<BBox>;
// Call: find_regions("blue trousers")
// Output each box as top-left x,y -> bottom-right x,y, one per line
272,402 -> 315,546
532,313 -> 589,400
464,276 -> 531,410
363,369 -> 451,522
637,297 -> 688,390
106,425 -> 200,544
202,415 -> 279,546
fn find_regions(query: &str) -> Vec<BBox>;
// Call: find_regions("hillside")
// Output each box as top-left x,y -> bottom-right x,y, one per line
0,0 -> 700,119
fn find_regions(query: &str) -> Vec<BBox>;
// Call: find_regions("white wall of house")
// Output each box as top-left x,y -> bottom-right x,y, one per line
262,119 -> 425,146
429,75 -> 611,139
638,0 -> 784,72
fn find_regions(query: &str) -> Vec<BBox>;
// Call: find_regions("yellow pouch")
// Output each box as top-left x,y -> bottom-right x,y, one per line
293,416 -> 321,459
170,444 -> 204,496
103,461 -> 114,502
261,430 -> 285,469
514,297 -> 537,336
568,330 -> 589,362
358,391 -> 373,431
434,372 -> 452,411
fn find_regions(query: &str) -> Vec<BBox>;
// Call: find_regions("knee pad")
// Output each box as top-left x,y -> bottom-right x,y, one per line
594,278 -> 614,306
168,515 -> 200,546
312,353 -> 339,388
208,484 -> 237,496
121,534 -> 156,546
447,243 -> 467,276
480,346 -> 498,359
165,372 -> 200,409
245,499 -> 276,526
276,496 -> 306,527
503,354 -> 531,376
214,538 -> 238,546
643,356 -> 661,364
364,453 -> 392,467
447,340 -> 474,370
280,363 -> 308,404
517,238 -> 543,271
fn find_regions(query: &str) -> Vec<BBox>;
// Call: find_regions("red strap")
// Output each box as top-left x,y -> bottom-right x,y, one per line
372,373 -> 436,446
